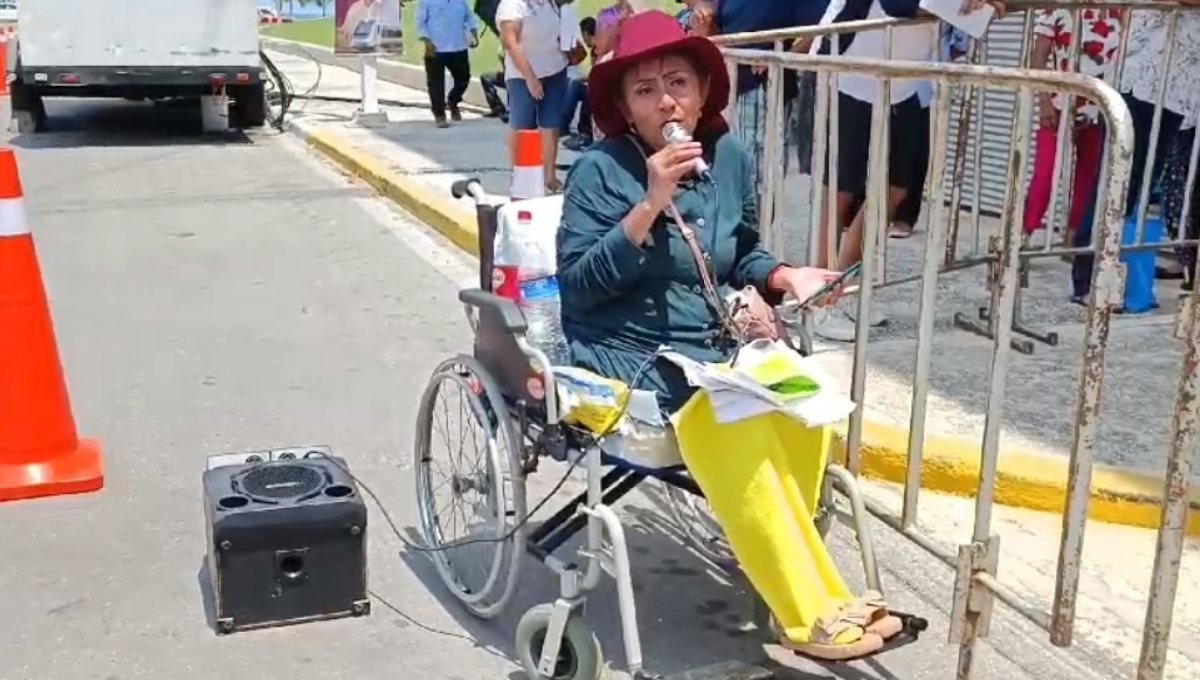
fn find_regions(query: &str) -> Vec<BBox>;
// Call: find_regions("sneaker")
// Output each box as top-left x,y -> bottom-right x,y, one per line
811,307 -> 858,343
449,105 -> 462,122
564,135 -> 593,152
435,116 -> 449,129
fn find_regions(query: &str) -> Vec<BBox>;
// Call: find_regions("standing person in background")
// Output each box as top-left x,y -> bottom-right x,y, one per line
806,0 -> 1004,342
496,0 -> 571,193
560,17 -> 597,151
592,0 -> 632,59
1022,7 -> 1119,243
1162,126 -> 1200,291
674,0 -> 699,32
480,43 -> 510,122
888,24 -> 972,240
1071,4 -> 1200,304
417,0 -> 481,128
690,0 -> 821,190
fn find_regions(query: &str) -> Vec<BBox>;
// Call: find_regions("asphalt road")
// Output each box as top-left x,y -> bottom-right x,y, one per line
0,99 -> 1125,680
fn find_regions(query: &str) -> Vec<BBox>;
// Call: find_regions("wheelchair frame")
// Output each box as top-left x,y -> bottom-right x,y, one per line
413,178 -> 888,680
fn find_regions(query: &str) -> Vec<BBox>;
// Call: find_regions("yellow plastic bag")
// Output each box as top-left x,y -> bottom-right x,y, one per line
552,366 -> 632,435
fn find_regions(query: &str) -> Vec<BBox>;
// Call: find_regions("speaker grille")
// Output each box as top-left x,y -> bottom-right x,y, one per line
239,464 -> 324,501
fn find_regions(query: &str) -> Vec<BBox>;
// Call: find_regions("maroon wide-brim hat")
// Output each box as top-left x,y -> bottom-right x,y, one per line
587,10 -> 730,139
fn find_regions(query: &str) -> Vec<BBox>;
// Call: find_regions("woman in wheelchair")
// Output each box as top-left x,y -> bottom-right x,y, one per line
555,10 -> 906,662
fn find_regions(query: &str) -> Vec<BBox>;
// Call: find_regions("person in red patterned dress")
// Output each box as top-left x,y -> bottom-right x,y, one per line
1023,7 -> 1122,238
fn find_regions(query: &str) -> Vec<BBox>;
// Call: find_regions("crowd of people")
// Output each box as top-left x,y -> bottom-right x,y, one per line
415,0 -> 1200,339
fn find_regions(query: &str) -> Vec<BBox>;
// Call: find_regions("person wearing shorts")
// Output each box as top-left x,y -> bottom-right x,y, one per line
496,0 -> 570,192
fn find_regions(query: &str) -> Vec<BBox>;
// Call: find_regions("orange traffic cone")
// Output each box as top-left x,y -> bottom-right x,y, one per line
0,149 -> 104,503
510,130 -> 545,201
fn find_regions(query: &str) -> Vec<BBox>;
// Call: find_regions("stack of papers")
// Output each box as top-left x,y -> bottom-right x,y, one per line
662,340 -> 857,427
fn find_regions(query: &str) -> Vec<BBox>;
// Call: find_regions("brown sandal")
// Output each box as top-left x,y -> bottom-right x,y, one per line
848,590 -> 904,639
774,609 -> 885,660
771,591 -> 903,661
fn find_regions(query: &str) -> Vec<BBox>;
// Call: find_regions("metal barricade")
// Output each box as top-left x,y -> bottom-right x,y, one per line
708,4 -> 1200,679
716,2 -> 1200,355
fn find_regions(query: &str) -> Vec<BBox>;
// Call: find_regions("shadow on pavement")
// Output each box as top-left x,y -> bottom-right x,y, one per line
10,98 -> 257,149
391,480 -> 780,679
364,115 -> 580,197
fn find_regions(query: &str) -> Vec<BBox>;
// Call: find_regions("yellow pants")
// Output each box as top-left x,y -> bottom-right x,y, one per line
673,391 -> 855,645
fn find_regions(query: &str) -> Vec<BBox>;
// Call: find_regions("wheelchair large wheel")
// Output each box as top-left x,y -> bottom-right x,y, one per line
661,482 -> 735,568
415,355 -> 527,619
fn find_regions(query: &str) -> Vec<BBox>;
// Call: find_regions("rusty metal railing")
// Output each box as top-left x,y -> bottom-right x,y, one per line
710,4 -> 1200,677
716,2 -> 1200,355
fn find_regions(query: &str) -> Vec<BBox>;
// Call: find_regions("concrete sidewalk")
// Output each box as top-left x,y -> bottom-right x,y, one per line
264,50 -> 1200,679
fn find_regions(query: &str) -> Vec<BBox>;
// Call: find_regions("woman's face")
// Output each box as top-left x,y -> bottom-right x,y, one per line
619,53 -> 708,149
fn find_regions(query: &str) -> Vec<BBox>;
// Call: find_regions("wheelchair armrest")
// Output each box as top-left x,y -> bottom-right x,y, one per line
459,289 -> 528,334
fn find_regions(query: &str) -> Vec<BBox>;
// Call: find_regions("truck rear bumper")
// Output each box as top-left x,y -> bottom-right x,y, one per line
18,64 -> 262,97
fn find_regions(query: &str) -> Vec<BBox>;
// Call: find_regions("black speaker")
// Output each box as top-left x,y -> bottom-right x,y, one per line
202,447 -> 370,634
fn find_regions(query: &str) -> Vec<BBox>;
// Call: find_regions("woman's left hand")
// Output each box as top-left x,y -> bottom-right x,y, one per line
773,266 -> 855,308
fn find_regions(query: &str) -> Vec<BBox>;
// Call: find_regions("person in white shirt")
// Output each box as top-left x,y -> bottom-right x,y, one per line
496,0 -> 572,192
1118,5 -> 1200,217
807,0 -> 1002,342
1067,3 -> 1200,304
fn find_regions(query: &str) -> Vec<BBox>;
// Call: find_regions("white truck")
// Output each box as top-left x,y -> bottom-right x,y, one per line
11,0 -> 266,131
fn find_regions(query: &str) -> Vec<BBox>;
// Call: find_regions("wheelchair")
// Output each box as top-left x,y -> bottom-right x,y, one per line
412,178 -> 914,680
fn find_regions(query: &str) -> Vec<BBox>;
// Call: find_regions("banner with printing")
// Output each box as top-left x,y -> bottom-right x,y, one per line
334,0 -> 404,55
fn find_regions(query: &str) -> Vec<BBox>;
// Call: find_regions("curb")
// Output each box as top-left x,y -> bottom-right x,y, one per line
290,124 -> 1197,537
842,421 -> 1199,536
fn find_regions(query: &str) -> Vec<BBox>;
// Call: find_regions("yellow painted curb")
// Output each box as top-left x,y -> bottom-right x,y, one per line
831,420 -> 1200,536
296,122 -> 1195,536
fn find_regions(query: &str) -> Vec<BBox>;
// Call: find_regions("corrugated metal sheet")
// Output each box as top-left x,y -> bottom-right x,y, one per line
942,13 -> 1032,217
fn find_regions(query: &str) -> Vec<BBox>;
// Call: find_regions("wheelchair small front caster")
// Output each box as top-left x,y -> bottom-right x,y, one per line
515,604 -> 603,680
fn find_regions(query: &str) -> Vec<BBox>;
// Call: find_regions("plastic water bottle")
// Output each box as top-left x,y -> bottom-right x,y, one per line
520,272 -> 571,367
504,209 -> 569,366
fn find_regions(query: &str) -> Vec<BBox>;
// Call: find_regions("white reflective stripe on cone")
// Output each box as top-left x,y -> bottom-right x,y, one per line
510,167 -> 545,201
0,198 -> 29,237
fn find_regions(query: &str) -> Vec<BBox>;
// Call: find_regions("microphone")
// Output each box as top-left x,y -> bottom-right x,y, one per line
662,122 -> 714,183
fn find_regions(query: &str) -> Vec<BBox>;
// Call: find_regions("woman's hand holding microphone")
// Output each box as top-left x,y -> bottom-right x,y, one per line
643,141 -> 705,211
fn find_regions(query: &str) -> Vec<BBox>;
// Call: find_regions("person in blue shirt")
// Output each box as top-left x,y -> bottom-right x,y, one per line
674,0 -> 698,33
417,0 -> 482,127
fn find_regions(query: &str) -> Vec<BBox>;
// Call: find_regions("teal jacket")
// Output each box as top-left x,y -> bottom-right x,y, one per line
556,132 -> 783,411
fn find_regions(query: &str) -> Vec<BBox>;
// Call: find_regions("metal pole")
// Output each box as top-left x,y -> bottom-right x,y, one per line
356,53 -> 386,127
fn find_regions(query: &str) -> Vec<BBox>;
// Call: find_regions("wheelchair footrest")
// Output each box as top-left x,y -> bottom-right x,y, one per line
656,661 -> 774,680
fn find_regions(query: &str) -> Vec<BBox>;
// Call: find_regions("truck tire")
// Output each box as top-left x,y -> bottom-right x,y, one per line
230,83 -> 267,129
10,79 -> 47,133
